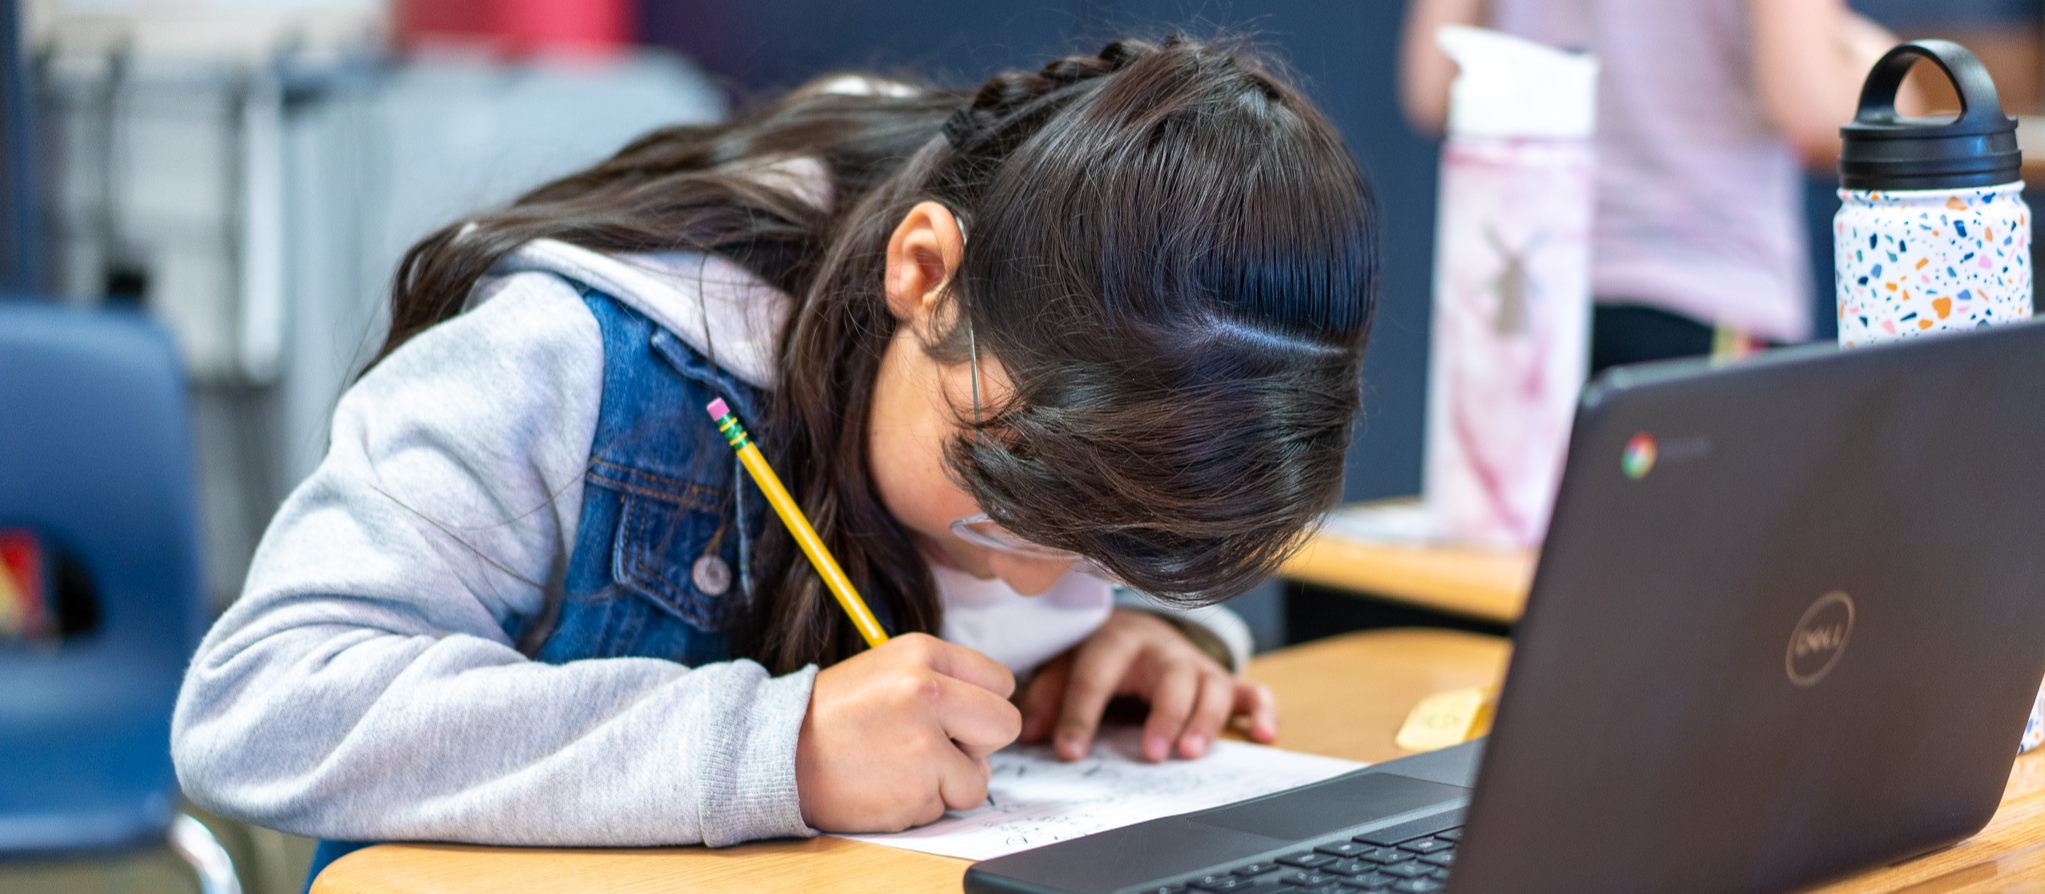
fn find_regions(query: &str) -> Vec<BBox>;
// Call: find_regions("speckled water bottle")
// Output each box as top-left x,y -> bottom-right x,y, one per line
1840,42 -> 2044,755
1836,40 -> 2029,348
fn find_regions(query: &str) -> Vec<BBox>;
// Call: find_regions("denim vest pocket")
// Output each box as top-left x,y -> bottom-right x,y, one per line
588,459 -> 735,632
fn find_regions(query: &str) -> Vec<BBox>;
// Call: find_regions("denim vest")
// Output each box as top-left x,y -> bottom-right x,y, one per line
306,279 -> 866,888
507,282 -> 772,665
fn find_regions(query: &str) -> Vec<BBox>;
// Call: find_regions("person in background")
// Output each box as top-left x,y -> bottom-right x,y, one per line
1400,0 -> 1917,371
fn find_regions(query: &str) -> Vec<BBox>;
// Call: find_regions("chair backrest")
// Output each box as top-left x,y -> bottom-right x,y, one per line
0,302 -> 205,855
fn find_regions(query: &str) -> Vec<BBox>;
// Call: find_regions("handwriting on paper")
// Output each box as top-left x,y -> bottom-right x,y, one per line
844,727 -> 1364,861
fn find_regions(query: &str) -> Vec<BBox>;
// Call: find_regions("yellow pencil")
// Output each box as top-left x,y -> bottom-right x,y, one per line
706,398 -> 890,648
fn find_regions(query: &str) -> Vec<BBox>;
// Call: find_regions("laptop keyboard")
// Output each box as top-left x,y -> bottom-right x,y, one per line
1136,826 -> 1462,894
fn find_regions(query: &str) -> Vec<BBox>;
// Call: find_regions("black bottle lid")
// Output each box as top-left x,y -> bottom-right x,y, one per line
1838,40 -> 2020,191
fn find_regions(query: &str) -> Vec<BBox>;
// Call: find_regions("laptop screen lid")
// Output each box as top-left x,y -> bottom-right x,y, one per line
1450,321 -> 2045,894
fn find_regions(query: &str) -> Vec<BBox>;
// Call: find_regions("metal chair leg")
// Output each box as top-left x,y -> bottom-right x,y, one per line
169,813 -> 243,894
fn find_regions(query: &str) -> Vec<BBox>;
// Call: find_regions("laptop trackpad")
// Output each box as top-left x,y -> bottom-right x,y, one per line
1191,771 -> 1470,840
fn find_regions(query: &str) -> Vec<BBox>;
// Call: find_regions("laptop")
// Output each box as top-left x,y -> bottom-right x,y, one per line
965,319 -> 2045,894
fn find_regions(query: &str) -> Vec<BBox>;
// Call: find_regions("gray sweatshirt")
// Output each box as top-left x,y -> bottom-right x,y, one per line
170,236 -> 1251,848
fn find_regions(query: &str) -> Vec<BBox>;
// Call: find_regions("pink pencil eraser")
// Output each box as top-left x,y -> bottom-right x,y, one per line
706,398 -> 730,419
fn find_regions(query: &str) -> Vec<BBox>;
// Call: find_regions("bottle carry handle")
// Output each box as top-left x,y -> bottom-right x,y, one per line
1853,39 -> 2010,134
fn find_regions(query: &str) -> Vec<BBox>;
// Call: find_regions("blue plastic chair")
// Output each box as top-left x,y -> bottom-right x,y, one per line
0,302 -> 239,893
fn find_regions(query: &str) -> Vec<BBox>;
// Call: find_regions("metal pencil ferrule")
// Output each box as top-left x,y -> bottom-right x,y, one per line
714,414 -> 751,450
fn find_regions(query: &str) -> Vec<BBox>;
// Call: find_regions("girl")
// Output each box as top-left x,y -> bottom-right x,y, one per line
172,35 -> 1377,855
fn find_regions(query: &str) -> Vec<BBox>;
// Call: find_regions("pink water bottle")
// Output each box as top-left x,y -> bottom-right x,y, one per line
1422,26 -> 1598,548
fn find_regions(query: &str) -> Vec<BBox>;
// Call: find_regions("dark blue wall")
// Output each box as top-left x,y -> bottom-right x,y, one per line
1854,0 -> 2042,28
1,0 -> 38,296
642,0 -> 1440,503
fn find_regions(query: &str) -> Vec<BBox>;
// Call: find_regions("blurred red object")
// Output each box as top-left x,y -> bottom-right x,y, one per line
0,528 -> 50,641
396,0 -> 636,59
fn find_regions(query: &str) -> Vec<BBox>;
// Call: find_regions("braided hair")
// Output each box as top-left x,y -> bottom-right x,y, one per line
372,36 -> 1377,673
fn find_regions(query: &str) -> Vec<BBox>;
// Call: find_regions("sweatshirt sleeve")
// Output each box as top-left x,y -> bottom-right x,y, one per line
171,272 -> 816,847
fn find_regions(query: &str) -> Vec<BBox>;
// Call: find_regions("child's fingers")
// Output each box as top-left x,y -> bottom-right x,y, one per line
1234,679 -> 1279,743
911,633 -> 1017,698
1140,664 -> 1199,762
1176,671 -> 1236,759
1053,631 -> 1142,761
935,738 -> 994,813
934,673 -> 1023,760
1018,655 -> 1071,744
797,636 -> 1018,833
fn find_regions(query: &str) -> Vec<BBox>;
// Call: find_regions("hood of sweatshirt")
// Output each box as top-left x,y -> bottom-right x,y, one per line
474,154 -> 831,390
484,240 -> 791,390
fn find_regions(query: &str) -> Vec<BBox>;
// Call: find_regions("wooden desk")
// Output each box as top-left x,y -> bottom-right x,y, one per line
1281,503 -> 1536,625
314,629 -> 2045,894
314,630 -> 1509,894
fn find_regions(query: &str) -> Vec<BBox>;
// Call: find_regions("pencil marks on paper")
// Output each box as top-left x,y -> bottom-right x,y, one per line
844,727 -> 1363,861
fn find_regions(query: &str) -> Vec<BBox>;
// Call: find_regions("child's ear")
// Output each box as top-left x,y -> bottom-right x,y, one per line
883,201 -> 966,326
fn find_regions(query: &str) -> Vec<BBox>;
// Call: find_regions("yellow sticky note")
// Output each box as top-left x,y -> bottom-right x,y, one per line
1394,685 -> 1497,753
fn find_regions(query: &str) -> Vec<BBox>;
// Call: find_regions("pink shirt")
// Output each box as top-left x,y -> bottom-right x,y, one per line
1492,0 -> 1813,341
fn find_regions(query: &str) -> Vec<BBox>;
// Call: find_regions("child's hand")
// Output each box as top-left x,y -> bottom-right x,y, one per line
1018,609 -> 1278,762
796,632 -> 1021,832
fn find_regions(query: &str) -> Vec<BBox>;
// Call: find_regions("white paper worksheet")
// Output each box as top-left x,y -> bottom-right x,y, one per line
842,727 -> 1365,861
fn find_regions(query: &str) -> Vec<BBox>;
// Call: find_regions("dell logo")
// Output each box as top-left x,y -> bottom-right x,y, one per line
1786,591 -> 1856,687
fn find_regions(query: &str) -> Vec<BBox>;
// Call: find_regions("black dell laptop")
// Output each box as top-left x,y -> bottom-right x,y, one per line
966,319 -> 2045,894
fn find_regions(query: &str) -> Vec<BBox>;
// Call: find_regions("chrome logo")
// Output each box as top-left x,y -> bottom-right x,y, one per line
1621,433 -> 1657,480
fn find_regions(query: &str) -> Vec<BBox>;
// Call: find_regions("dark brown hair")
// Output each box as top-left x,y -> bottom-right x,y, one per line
373,36 -> 1377,673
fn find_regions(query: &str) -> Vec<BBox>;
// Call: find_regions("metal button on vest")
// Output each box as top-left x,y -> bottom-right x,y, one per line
691,555 -> 731,597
